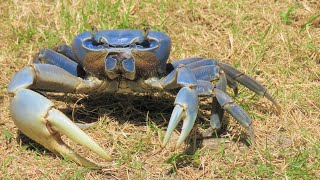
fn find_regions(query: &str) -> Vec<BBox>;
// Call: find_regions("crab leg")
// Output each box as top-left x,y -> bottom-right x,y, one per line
34,49 -> 84,77
169,57 -> 204,69
210,72 -> 227,129
188,64 -> 227,130
194,79 -> 224,130
225,74 -> 239,96
218,62 -> 280,112
170,58 -> 218,69
195,80 -> 214,96
53,44 -> 80,64
8,64 -> 112,167
214,88 -> 255,145
170,58 -> 220,82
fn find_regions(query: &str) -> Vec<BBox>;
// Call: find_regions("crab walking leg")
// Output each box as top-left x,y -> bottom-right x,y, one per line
225,74 -> 239,96
210,97 -> 223,129
210,72 -> 227,129
53,44 -> 81,64
193,70 -> 227,130
169,57 -> 204,69
214,89 -> 255,146
218,62 -> 280,112
34,49 -> 84,77
170,58 -> 218,70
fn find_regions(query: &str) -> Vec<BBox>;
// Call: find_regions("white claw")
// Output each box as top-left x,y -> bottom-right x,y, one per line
162,87 -> 198,148
162,105 -> 184,147
47,109 -> 112,161
10,89 -> 111,167
175,111 -> 197,148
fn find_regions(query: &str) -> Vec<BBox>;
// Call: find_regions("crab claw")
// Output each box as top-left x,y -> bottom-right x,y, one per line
162,87 -> 198,148
9,89 -> 112,167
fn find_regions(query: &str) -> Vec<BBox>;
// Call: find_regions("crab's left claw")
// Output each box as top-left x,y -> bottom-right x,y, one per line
162,87 -> 199,148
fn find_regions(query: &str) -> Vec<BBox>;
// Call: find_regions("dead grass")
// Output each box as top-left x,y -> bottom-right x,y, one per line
1,0 -> 320,179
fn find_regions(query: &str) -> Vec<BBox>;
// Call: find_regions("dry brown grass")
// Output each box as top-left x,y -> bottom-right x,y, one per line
1,0 -> 319,179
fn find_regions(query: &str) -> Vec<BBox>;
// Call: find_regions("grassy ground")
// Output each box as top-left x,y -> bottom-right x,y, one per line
1,0 -> 319,179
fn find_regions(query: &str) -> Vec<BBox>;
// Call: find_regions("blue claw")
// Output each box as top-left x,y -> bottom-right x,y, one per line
162,87 -> 198,148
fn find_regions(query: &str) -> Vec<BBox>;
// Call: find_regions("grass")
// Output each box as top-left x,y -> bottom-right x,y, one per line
1,0 -> 320,179
281,3 -> 299,25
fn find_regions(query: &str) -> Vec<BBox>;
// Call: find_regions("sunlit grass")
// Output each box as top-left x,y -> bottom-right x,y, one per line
0,0 -> 319,179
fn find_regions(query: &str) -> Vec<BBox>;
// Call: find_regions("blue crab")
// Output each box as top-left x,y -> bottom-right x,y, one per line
8,28 -> 279,167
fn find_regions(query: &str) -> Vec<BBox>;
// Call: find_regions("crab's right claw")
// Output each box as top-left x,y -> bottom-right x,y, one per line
9,89 -> 112,167
162,87 -> 198,149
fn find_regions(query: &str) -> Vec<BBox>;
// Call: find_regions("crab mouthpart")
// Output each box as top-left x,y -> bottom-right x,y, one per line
105,52 -> 136,80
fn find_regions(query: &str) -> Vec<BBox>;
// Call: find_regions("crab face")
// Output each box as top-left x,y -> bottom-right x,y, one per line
71,30 -> 171,80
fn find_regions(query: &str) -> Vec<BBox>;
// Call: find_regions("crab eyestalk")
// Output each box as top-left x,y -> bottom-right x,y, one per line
142,25 -> 150,39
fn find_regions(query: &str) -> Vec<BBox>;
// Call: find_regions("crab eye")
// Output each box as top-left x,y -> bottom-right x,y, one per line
98,37 -> 108,45
92,37 -> 108,46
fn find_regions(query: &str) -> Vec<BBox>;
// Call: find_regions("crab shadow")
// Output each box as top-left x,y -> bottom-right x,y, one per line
17,92 -> 256,170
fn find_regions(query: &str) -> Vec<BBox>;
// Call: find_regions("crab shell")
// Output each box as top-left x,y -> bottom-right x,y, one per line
71,30 -> 171,80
